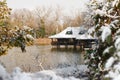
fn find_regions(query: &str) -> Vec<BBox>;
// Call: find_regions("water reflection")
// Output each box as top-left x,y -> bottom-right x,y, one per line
51,47 -> 82,52
0,45 -> 85,72
37,45 -> 85,69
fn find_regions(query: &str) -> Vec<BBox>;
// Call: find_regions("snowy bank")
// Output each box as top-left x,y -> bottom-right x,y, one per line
0,64 -> 88,80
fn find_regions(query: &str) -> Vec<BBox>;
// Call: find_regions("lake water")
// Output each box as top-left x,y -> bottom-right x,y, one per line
0,45 -> 85,72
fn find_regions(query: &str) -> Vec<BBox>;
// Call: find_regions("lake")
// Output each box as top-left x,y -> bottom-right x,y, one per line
0,45 -> 85,72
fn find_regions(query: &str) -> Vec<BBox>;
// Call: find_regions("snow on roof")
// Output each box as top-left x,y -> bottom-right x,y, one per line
49,26 -> 95,40
49,27 -> 80,39
76,33 -> 94,40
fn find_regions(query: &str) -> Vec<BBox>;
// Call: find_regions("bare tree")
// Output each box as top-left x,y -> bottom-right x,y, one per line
45,5 -> 63,34
71,10 -> 83,27
10,6 -> 86,38
11,9 -> 36,28
34,5 -> 64,35
34,6 -> 52,27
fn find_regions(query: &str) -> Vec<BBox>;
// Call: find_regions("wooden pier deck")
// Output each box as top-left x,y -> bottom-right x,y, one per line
51,38 -> 97,49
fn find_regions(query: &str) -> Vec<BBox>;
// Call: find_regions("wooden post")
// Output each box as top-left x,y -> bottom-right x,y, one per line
73,44 -> 76,50
73,39 -> 76,49
65,42 -> 68,49
57,44 -> 60,48
57,39 -> 60,48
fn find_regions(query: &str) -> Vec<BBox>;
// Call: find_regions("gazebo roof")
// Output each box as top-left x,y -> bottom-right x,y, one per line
49,26 -> 95,40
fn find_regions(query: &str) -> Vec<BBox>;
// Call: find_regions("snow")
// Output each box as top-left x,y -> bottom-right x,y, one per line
94,8 -> 120,19
113,75 -> 120,80
95,9 -> 107,16
78,27 -> 95,40
103,46 -> 113,55
0,64 -> 8,80
54,65 -> 88,77
112,63 -> 120,80
116,52 -> 120,57
106,14 -> 120,19
112,63 -> 120,79
26,34 -> 34,40
113,63 -> 120,73
0,64 -> 88,80
11,67 -> 32,80
105,57 -> 115,69
23,26 -> 32,30
101,26 -> 111,42
49,27 -> 80,39
76,33 -> 94,40
105,63 -> 120,79
112,0 -> 119,7
29,65 -> 88,80
115,38 -> 120,50
108,8 -> 113,14
88,27 -> 95,34
49,26 -> 96,40
30,70 -> 79,80
96,0 -> 104,3
105,70 -> 118,79
116,28 -> 120,35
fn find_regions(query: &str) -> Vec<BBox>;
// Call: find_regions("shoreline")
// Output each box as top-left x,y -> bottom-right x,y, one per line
34,38 -> 52,45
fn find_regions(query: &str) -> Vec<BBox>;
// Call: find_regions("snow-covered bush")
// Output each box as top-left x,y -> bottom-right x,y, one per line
0,0 -> 34,54
85,0 -> 120,80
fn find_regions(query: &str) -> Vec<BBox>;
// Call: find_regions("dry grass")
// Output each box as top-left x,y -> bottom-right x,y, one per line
34,38 -> 52,45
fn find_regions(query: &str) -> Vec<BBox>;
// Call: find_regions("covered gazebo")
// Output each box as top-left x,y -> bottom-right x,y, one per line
49,26 -> 97,49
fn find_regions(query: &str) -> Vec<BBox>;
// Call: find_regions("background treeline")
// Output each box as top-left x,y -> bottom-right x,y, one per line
9,6 -> 90,38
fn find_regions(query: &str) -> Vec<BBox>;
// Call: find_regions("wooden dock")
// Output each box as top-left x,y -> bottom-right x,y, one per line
51,38 -> 97,49
49,27 -> 98,50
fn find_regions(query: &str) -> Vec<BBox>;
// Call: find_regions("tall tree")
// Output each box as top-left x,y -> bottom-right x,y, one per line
0,0 -> 12,55
85,0 -> 120,80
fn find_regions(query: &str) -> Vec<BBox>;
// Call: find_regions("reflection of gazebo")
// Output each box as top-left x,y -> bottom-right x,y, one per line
49,27 -> 97,49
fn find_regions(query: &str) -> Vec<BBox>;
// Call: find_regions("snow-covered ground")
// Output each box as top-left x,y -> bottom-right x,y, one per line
0,64 -> 88,80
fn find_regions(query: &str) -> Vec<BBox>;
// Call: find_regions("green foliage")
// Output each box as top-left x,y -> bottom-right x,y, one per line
39,27 -> 45,38
85,0 -> 120,80
0,0 -> 34,55
36,27 -> 46,38
0,0 -> 11,55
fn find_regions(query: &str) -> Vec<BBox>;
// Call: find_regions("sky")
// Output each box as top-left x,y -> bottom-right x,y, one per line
6,0 -> 89,12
